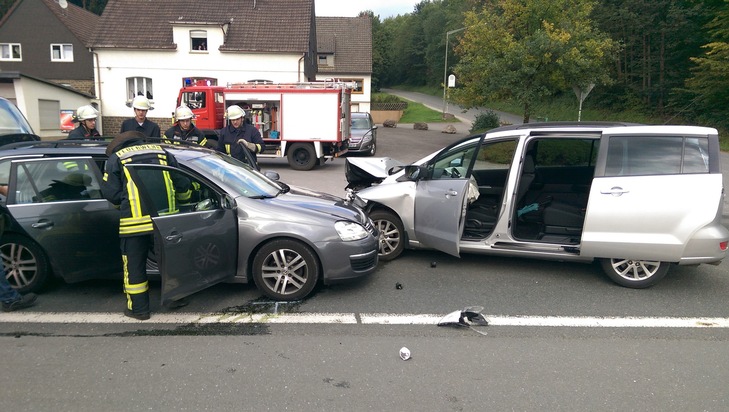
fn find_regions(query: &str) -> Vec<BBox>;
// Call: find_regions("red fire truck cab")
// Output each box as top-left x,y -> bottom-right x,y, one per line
177,80 -> 352,170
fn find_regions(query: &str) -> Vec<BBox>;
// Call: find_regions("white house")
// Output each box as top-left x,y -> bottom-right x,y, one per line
315,16 -> 373,113
89,0 -> 318,133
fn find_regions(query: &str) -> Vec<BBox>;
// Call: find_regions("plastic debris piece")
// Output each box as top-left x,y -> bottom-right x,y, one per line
438,305 -> 489,327
395,282 -> 403,290
399,347 -> 411,361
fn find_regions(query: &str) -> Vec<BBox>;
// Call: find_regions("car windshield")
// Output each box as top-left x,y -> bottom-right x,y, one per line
188,152 -> 281,198
0,99 -> 34,136
351,117 -> 370,129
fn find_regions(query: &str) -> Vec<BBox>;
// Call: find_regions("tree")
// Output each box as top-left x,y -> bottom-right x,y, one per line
684,0 -> 729,129
451,0 -> 618,123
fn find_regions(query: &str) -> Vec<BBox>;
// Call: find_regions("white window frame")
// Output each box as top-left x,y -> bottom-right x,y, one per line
50,43 -> 74,62
0,43 -> 22,61
190,30 -> 208,53
127,77 -> 154,101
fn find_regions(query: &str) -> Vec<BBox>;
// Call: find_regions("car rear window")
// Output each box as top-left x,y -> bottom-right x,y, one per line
605,135 -> 709,176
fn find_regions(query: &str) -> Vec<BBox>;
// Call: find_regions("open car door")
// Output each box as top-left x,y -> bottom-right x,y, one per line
413,137 -> 482,256
126,164 -> 238,305
413,177 -> 469,256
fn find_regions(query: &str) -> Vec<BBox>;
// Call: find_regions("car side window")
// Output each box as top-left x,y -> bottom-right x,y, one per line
605,135 -> 709,176
12,158 -> 102,204
429,138 -> 479,180
133,167 -> 220,214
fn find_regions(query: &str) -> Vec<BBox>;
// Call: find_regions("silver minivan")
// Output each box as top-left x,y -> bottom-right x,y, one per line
345,122 -> 729,288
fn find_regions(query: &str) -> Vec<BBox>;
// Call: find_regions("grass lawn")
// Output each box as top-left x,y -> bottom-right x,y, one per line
399,101 -> 459,123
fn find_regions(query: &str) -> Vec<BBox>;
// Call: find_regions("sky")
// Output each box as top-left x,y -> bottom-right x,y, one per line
314,0 -> 420,19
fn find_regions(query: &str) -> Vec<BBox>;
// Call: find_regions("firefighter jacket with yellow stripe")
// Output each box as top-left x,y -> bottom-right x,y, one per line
216,122 -> 265,161
163,123 -> 213,148
101,143 -> 192,237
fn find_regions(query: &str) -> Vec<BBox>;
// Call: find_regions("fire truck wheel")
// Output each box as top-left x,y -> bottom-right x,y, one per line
287,143 -> 317,171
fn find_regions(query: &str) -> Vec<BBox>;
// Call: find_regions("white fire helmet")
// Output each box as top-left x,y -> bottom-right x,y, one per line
76,105 -> 98,121
175,105 -> 194,121
226,105 -> 245,120
132,95 -> 153,110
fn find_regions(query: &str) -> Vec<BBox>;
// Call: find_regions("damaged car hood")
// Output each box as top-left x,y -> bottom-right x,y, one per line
345,157 -> 406,188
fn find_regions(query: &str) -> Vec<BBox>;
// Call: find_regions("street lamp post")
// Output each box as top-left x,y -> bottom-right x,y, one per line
442,27 -> 466,118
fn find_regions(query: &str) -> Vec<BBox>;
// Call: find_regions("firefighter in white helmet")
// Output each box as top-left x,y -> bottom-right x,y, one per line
67,105 -> 101,139
120,95 -> 160,137
164,105 -> 211,147
216,104 -> 265,162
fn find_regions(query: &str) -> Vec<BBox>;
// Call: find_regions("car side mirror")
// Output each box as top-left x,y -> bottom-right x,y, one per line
223,194 -> 237,210
264,170 -> 280,181
397,165 -> 425,182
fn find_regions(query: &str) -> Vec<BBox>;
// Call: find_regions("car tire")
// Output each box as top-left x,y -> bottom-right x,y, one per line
370,209 -> 404,261
0,234 -> 51,293
600,258 -> 670,288
252,239 -> 320,301
367,140 -> 377,156
287,143 -> 317,171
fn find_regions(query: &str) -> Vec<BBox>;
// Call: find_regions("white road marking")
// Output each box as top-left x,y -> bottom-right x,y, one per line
1,312 -> 729,328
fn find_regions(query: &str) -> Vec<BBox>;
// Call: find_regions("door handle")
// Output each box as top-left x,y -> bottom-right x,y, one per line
31,220 -> 54,229
445,190 -> 458,198
600,186 -> 629,196
165,233 -> 183,243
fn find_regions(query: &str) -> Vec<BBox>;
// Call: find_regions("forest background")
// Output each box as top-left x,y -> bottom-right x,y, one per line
2,0 -> 728,134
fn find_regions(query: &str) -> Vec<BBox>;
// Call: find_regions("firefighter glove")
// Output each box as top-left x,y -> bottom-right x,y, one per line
239,139 -> 257,152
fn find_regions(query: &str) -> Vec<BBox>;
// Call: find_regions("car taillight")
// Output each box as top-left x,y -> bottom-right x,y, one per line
720,241 -> 728,251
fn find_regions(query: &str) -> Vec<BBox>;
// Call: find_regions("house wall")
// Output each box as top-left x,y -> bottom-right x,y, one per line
5,77 -> 94,139
0,1 -> 94,82
316,73 -> 371,113
94,25 -> 311,128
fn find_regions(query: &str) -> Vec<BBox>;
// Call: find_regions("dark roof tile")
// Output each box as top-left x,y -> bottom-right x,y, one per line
91,0 -> 313,52
315,16 -> 372,74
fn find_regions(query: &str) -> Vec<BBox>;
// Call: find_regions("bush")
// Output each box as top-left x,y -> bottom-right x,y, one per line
469,110 -> 501,134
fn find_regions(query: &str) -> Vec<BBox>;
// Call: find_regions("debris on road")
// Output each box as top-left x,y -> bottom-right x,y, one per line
438,306 -> 489,336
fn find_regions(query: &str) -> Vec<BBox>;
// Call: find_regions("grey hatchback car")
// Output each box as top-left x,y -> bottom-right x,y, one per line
0,141 -> 378,302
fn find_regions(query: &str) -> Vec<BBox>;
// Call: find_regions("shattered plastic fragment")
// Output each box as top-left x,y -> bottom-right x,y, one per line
438,306 -> 489,335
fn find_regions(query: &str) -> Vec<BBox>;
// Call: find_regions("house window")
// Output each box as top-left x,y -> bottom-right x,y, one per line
127,77 -> 154,100
50,44 -> 73,62
318,54 -> 330,66
0,43 -> 22,61
191,30 -> 207,52
340,78 -> 364,94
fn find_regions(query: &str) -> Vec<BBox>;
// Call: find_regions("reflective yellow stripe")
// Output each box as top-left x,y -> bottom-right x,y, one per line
176,189 -> 192,201
225,144 -> 231,155
124,281 -> 149,295
122,167 -> 144,219
119,223 -> 153,235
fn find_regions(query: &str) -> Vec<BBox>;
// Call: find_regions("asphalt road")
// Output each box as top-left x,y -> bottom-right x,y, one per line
2,114 -> 729,410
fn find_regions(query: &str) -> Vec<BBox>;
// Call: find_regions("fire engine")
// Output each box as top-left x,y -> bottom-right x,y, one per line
177,80 -> 352,170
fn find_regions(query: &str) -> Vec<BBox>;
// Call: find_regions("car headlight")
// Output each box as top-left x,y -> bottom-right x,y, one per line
335,221 -> 368,241
362,134 -> 372,143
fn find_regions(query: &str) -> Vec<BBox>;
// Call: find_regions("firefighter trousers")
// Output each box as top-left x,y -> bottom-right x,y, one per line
121,235 -> 152,314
